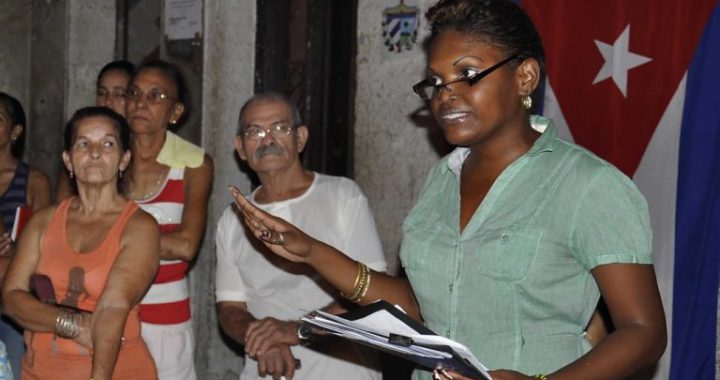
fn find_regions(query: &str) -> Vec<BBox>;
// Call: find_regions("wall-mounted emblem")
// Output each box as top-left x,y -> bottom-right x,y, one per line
382,1 -> 420,53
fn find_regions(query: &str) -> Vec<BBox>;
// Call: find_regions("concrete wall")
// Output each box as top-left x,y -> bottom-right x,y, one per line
27,0 -> 67,186
65,0 -> 116,117
354,1 -> 442,273
0,1 -> 31,109
11,0 -> 115,191
195,2 -> 256,378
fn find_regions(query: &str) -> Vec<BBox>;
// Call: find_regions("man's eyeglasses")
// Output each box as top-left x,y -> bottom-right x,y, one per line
242,123 -> 295,140
412,55 -> 521,101
125,87 -> 175,104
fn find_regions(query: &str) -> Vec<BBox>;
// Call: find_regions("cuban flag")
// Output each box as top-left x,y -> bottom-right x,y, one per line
521,1 -> 720,379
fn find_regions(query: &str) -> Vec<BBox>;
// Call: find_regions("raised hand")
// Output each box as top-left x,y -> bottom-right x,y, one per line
228,186 -> 315,263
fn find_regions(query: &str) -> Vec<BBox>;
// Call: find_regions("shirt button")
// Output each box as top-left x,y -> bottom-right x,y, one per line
451,241 -> 458,247
501,233 -> 510,241
407,228 -> 414,232
448,284 -> 454,292
445,330 -> 451,337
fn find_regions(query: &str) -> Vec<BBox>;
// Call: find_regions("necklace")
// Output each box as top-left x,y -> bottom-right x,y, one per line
127,166 -> 169,201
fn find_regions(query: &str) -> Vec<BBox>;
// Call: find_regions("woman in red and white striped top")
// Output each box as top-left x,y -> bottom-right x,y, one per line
124,60 -> 213,380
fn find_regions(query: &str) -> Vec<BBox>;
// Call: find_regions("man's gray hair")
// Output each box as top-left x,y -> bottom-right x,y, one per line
237,92 -> 302,136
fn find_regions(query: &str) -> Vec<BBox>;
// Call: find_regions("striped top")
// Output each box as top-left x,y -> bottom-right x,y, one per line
0,162 -> 28,232
136,167 -> 191,325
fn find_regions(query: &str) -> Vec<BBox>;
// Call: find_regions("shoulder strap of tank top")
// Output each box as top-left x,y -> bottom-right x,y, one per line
107,201 -> 140,242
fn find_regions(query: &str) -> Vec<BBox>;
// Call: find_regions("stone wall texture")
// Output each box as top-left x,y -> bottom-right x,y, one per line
354,0 -> 441,273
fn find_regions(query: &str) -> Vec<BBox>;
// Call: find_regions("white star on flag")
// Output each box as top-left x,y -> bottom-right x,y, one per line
592,24 -> 652,97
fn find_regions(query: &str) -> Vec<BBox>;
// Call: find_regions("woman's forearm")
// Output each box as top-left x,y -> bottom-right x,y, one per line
158,231 -> 200,261
548,264 -> 667,380
3,289 -> 61,332
549,322 -> 666,380
90,305 -> 131,380
306,240 -> 420,320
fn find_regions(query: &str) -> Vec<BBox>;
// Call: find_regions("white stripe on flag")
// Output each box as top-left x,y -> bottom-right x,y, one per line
632,73 -> 687,380
542,83 -> 575,142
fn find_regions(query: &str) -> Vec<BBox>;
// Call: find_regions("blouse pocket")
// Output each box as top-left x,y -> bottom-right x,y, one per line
467,225 -> 543,282
399,223 -> 430,270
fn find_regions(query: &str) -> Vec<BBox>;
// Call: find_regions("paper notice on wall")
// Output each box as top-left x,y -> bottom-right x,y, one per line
164,0 -> 202,40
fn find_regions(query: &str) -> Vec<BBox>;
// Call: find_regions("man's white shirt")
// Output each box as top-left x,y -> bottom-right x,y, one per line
216,173 -> 386,380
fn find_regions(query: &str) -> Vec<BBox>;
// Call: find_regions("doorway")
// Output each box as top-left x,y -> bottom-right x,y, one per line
255,0 -> 357,177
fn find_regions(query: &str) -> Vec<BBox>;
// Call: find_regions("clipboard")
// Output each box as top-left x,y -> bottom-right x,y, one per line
301,300 -> 491,379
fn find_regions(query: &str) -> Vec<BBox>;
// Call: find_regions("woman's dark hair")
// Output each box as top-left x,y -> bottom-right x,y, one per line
133,60 -> 190,127
97,60 -> 135,85
0,92 -> 27,157
426,0 -> 546,80
64,106 -> 130,152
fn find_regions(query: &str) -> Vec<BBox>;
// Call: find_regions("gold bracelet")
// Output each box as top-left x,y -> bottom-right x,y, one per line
346,263 -> 368,302
357,270 -> 372,303
342,263 -> 370,302
340,262 -> 364,299
348,265 -> 369,303
534,374 -> 549,380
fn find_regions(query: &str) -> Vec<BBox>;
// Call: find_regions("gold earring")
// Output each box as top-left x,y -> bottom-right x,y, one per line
522,95 -> 532,110
69,170 -> 74,179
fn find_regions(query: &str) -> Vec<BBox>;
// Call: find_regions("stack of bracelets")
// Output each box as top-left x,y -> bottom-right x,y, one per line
341,262 -> 371,303
55,308 -> 82,339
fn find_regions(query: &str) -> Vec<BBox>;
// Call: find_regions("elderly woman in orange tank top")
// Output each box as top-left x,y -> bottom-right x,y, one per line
2,106 -> 160,380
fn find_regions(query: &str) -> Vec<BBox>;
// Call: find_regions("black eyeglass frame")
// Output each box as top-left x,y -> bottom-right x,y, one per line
412,54 -> 522,100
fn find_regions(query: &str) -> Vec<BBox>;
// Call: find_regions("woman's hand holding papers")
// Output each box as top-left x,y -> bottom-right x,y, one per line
435,368 -> 536,380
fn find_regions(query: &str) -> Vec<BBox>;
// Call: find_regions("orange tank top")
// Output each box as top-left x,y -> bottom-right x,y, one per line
29,198 -> 143,355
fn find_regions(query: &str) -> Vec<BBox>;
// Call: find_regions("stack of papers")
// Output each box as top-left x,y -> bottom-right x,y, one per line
301,300 -> 492,379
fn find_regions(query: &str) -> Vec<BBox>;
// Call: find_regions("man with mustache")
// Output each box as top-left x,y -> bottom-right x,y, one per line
215,92 -> 386,380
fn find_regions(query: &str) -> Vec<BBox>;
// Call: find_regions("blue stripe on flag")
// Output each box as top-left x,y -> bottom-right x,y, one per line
672,4 -> 720,379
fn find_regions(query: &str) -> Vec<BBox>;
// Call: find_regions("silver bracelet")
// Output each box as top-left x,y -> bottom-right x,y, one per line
55,309 -> 82,339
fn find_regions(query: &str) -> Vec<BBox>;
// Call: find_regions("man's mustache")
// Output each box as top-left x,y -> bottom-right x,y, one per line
254,144 -> 285,160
